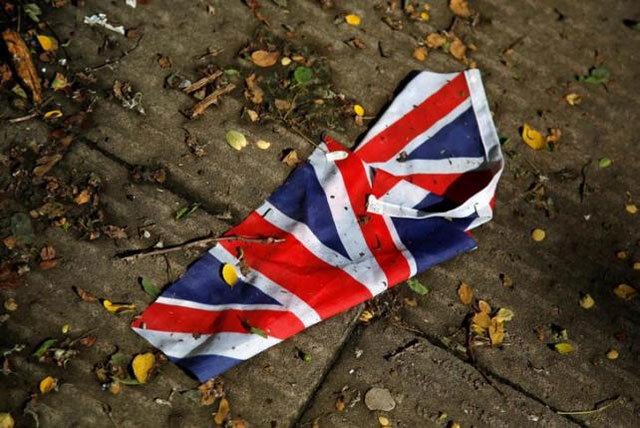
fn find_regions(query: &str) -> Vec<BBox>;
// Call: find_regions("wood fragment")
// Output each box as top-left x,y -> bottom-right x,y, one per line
116,234 -> 284,262
183,70 -> 223,94
188,83 -> 236,118
2,29 -> 43,104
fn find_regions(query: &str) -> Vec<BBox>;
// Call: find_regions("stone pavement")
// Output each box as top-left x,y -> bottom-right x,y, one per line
1,0 -> 639,427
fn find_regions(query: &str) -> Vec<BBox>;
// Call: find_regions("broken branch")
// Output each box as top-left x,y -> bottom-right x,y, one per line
188,83 -> 236,118
183,70 -> 223,94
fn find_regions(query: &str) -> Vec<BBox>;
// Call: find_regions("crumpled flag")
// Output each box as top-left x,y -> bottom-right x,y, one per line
131,70 -> 504,381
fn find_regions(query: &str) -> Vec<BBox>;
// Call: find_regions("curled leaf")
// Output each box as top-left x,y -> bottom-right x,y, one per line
522,123 -> 546,150
250,50 -> 279,67
102,300 -> 136,314
132,352 -> 156,384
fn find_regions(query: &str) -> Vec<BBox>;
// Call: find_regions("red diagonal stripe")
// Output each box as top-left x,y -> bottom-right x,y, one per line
356,72 -> 469,164
131,303 -> 304,339
220,212 -> 373,320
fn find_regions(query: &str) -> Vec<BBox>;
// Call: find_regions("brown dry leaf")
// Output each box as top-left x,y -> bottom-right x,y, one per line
471,311 -> 491,334
413,46 -> 428,62
449,38 -> 467,60
2,29 -> 42,104
0,63 -> 12,87
214,397 -> 230,425
449,0 -> 472,18
157,54 -> 172,69
51,72 -> 69,91
546,128 -> 562,145
335,395 -> 346,412
102,225 -> 128,240
457,281 -> 473,305
282,149 -> 301,167
73,286 -> 97,302
425,33 -> 447,48
74,189 -> 91,205
274,98 -> 291,111
613,283 -> 637,300
39,245 -> 58,270
198,378 -> 224,406
3,237 -> 17,250
478,299 -> 491,314
33,154 -> 63,178
251,50 -> 279,67
244,74 -> 264,104
565,93 -> 582,106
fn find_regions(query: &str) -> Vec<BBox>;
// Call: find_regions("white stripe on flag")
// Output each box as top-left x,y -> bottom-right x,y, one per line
209,245 -> 321,327
258,201 -> 388,296
132,328 -> 281,360
356,71 -> 461,149
155,296 -> 287,313
369,156 -> 487,176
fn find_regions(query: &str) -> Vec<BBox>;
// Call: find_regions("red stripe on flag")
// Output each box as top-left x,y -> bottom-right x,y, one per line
131,303 -> 304,339
220,212 -> 374,320
325,137 -> 411,286
356,73 -> 469,164
408,169 -> 494,203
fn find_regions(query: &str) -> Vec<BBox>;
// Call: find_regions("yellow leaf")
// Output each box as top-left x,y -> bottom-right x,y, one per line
521,123 -> 547,150
419,11 -> 430,21
214,397 -> 230,425
61,323 -> 70,334
626,203 -> 638,215
353,104 -> 365,117
494,307 -> 514,322
102,300 -> 136,314
579,293 -> 595,309
449,0 -> 471,17
606,348 -> 619,360
345,14 -> 361,26
531,228 -> 546,242
44,110 -> 63,119
255,139 -> 271,150
280,57 -> 292,66
457,281 -> 473,305
471,311 -> 491,333
616,250 -> 628,260
222,263 -> 238,287
3,298 -> 17,311
37,34 -> 58,52
250,50 -> 279,67
132,352 -> 156,384
0,413 -> 14,428
412,46 -> 428,62
378,416 -> 391,427
425,33 -> 447,48
359,309 -> 374,322
478,300 -> 491,314
565,93 -> 582,106
51,72 -> 69,91
554,342 -> 574,354
613,283 -> 637,300
633,261 -> 640,271
39,376 -> 57,394
489,318 -> 505,346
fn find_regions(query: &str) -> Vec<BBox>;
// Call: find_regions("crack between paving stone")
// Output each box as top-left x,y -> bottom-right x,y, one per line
392,320 -> 587,427
290,309 -> 365,428
78,137 -> 240,225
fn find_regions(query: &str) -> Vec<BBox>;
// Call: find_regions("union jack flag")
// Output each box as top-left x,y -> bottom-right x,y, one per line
132,70 -> 504,381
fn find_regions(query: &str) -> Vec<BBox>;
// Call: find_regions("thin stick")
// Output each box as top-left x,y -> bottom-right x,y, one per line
187,83 -> 236,118
116,234 -> 284,262
7,111 -> 38,123
183,70 -> 223,94
556,395 -> 621,416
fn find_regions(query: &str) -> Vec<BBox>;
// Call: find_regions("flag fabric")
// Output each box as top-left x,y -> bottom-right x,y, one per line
131,69 -> 504,382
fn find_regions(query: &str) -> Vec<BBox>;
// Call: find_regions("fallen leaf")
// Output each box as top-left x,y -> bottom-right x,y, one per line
282,149 -> 301,167
214,397 -> 230,425
359,310 -> 374,322
141,277 -> 161,298
378,416 -> 391,427
3,298 -> 17,311
565,93 -> 582,106
2,29 -> 42,104
531,228 -> 546,242
606,348 -> 619,360
74,189 -> 91,205
51,72 -> 69,91
102,300 -> 136,314
613,283 -> 636,300
554,342 -> 574,354
408,277 -> 430,295
274,98 -> 291,111
255,139 -> 271,150
157,54 -> 172,69
37,34 -> 58,52
546,128 -> 561,147
73,286 -> 97,302
579,293 -> 595,309
494,307 -> 514,322
457,281 -> 473,305
251,50 -> 279,67
61,324 -> 70,334
625,203 -> 637,215
488,318 -> 505,346
198,378 -> 225,406
44,110 -> 63,119
0,413 -> 14,428
412,46 -> 428,62
226,130 -> 248,151
633,261 -> 640,271
578,67 -> 610,84
221,263 -> 238,287
449,38 -> 467,60
293,66 -> 314,84
522,123 -> 546,150
425,33 -> 447,48
449,0 -> 472,17
33,339 -> 58,358
345,14 -> 361,26
33,154 -> 62,177
471,311 -> 491,334
478,299 -> 491,314
244,74 -> 264,104
499,273 -> 513,288
598,157 -> 612,169
353,104 -> 365,117
175,203 -> 201,220
132,352 -> 155,384
335,395 -> 346,412
39,376 -> 57,394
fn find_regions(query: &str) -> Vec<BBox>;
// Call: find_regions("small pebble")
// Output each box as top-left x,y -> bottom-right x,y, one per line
365,387 -> 396,412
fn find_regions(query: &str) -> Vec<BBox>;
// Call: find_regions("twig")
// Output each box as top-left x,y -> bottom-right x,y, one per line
116,234 -> 284,262
86,33 -> 144,72
556,395 -> 621,416
7,111 -> 38,123
183,70 -> 223,94
187,83 -> 236,118
283,120 -> 323,150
